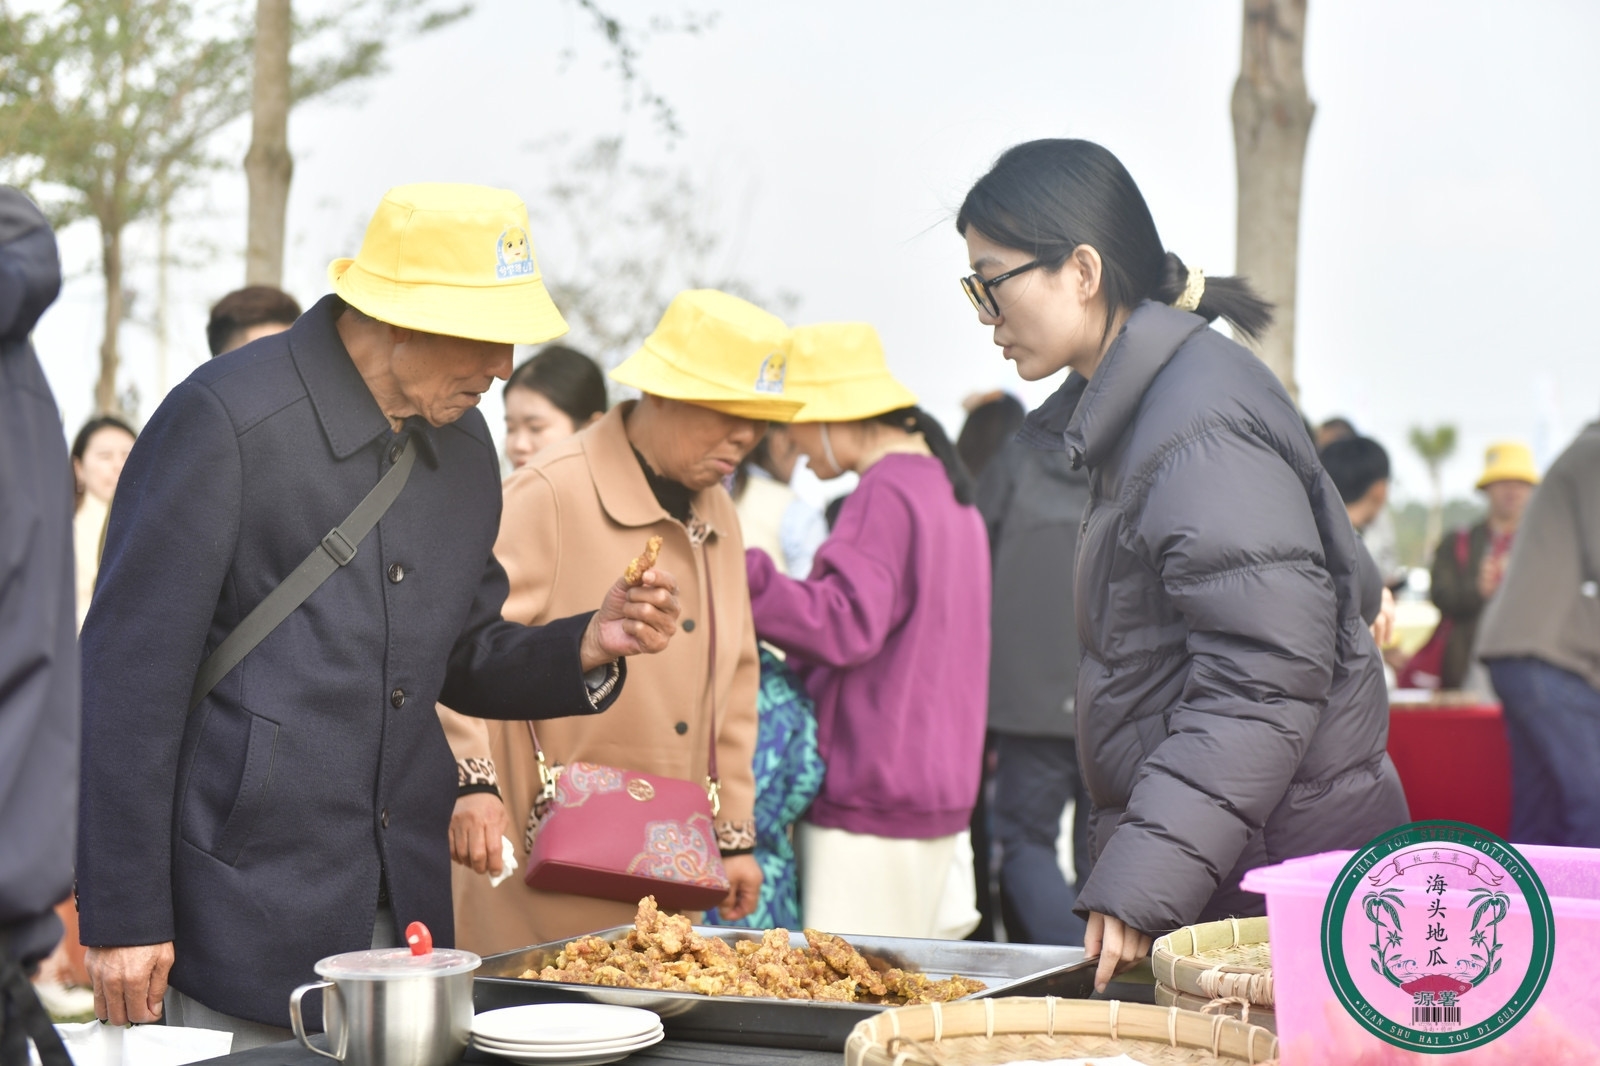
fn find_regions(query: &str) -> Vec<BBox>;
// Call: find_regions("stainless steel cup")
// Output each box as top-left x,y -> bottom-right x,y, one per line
289,946 -> 480,1066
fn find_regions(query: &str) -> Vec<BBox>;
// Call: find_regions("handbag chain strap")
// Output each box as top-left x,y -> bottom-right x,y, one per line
527,533 -> 721,815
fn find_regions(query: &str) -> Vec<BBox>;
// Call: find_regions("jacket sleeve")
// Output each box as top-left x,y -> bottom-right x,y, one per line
0,341 -> 77,966
715,579 -> 761,846
438,706 -> 497,794
744,481 -> 911,669
76,381 -> 241,947
439,467 -> 619,721
1074,429 -> 1339,935
1429,529 -> 1483,620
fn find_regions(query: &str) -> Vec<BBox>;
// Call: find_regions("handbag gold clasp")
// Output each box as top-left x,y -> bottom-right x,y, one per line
705,777 -> 721,818
537,751 -> 557,803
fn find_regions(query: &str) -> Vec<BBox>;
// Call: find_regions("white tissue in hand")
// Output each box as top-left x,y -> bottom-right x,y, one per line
488,834 -> 517,887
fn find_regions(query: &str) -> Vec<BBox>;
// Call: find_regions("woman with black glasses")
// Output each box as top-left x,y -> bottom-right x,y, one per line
957,139 -> 1407,994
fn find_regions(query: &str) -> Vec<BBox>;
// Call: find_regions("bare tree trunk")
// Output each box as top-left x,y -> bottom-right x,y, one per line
244,0 -> 293,287
96,221 -> 124,416
1232,0 -> 1314,402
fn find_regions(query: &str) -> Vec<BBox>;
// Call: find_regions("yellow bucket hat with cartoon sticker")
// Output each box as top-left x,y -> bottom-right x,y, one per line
782,322 -> 918,423
328,183 -> 568,345
610,290 -> 805,422
1476,440 -> 1541,489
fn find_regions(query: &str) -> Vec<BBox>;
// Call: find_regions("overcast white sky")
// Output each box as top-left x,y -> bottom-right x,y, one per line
32,0 -> 1600,503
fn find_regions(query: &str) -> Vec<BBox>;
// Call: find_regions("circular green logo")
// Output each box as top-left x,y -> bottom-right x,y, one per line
1321,821 -> 1554,1053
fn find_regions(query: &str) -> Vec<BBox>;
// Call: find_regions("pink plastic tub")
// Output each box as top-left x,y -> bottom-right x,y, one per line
1242,846 -> 1600,1064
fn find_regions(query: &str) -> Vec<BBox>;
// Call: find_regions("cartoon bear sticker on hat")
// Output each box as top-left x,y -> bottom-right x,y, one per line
497,226 -> 535,279
755,350 -> 787,394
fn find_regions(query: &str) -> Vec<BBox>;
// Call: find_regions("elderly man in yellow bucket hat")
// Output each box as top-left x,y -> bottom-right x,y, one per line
440,289 -> 802,951
77,184 -> 681,1045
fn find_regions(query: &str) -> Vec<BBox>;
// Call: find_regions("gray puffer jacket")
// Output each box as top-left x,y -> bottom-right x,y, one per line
1019,302 -> 1408,936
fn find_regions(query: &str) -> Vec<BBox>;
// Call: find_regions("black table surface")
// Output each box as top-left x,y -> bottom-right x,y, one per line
201,1035 -> 837,1066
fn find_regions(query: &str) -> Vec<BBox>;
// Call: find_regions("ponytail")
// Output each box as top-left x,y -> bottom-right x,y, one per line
871,406 -> 975,507
1151,252 -> 1273,342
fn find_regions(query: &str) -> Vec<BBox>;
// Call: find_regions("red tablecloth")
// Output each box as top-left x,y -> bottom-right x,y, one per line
1386,700 -> 1511,838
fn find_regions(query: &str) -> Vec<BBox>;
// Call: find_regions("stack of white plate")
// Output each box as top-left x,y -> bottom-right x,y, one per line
470,1004 -> 665,1065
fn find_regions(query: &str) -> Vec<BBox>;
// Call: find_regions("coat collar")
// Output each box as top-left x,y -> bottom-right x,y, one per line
1019,300 -> 1208,469
582,402 -> 725,539
289,294 -> 440,465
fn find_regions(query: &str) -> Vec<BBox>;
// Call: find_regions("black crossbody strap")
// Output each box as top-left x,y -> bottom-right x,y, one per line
188,437 -> 417,711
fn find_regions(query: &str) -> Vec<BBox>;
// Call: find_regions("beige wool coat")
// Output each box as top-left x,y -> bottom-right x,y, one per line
439,403 -> 760,954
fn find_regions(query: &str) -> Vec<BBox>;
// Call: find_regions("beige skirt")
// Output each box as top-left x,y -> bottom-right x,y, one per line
797,824 -> 980,940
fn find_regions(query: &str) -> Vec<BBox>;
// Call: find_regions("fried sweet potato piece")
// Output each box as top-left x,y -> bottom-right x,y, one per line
623,535 -> 663,586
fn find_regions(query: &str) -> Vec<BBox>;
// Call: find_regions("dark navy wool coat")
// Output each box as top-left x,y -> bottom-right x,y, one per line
77,295 -> 617,1026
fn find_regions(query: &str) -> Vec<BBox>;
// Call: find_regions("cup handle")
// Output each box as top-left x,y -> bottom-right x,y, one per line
289,980 -> 345,1061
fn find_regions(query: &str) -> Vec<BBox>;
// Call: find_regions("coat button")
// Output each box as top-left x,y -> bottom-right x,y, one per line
381,808 -> 390,829
390,688 -> 406,708
682,619 -> 696,633
674,721 -> 688,735
388,563 -> 405,583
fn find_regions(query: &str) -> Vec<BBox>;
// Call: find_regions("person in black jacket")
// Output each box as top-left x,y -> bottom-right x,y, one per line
976,436 -> 1094,946
0,187 -> 75,1066
957,140 -> 1407,992
78,185 -> 681,1046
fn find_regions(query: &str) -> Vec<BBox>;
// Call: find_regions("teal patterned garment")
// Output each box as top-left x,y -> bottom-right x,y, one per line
707,647 -> 825,929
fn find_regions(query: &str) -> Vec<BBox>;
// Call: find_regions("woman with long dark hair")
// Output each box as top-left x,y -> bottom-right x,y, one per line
502,345 -> 608,470
957,139 -> 1406,990
70,415 -> 136,629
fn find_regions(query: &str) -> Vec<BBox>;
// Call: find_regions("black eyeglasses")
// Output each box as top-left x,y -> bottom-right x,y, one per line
960,260 -> 1044,317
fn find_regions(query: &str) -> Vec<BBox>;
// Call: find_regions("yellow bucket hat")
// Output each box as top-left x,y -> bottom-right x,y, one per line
1477,440 -> 1540,489
783,323 -> 918,423
328,183 -> 568,345
610,290 -> 804,422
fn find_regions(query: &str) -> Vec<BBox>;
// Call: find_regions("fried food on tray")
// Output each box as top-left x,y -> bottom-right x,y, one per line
518,896 -> 986,1005
623,536 -> 663,586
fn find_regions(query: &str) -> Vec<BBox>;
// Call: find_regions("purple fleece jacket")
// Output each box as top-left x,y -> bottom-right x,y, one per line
745,454 -> 991,838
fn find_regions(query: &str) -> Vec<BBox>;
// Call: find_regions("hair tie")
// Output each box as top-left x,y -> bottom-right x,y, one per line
1174,266 -> 1205,312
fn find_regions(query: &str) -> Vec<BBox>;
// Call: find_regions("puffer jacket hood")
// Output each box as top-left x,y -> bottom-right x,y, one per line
1023,301 -> 1408,936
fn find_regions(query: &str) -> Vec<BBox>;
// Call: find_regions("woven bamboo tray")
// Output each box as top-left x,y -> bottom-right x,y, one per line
1154,982 -> 1276,1034
1151,917 -> 1274,1007
844,997 -> 1279,1065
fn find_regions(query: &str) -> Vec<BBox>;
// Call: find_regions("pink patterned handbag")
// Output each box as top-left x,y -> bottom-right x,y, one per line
521,555 -> 730,910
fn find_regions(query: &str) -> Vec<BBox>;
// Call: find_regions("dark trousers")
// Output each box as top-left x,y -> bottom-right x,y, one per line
991,733 -> 1091,946
1488,657 -> 1600,847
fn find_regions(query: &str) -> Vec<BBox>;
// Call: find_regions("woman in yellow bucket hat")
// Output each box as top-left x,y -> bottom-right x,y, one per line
439,290 -> 800,950
743,322 -> 992,940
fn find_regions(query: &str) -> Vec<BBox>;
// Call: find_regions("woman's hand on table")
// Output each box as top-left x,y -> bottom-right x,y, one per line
581,568 -> 681,670
716,854 -> 763,922
449,792 -> 508,875
1083,911 -> 1152,994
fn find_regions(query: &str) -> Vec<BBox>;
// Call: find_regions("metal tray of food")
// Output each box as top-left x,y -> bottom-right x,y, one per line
472,926 -> 1095,1051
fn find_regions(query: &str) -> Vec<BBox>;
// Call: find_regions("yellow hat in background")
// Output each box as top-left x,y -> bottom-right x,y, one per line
783,323 -> 918,423
610,290 -> 804,422
1476,440 -> 1540,489
328,183 -> 568,345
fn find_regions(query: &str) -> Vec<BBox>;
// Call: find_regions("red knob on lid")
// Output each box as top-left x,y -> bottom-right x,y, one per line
405,921 -> 433,956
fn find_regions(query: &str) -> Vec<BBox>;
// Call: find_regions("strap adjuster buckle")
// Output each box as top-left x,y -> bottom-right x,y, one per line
321,528 -> 358,566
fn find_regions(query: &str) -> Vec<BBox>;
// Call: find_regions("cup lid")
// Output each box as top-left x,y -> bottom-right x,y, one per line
314,947 -> 480,980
